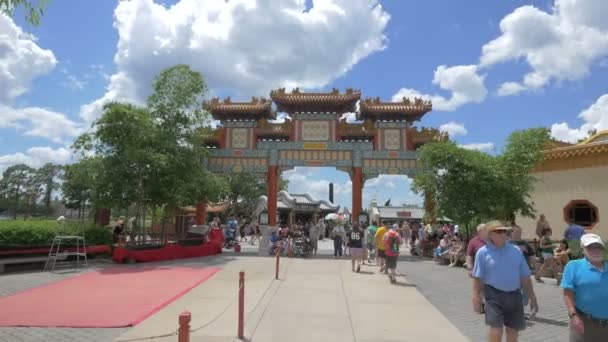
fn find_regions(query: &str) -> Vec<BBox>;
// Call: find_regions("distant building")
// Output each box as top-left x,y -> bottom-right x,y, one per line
367,198 -> 425,224
516,131 -> 608,240
264,190 -> 340,225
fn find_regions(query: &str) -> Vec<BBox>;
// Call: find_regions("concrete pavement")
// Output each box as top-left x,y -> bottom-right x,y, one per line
115,252 -> 469,342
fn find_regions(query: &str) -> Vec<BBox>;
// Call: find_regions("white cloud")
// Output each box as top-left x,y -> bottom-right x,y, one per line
497,82 -> 526,97
282,168 -> 421,209
550,93 -> 608,143
0,104 -> 81,143
363,175 -> 421,207
60,68 -> 86,91
81,0 -> 390,124
480,1 -> 608,95
439,121 -> 468,137
0,15 -> 78,144
459,142 -> 495,152
90,64 -> 111,81
283,167 -> 351,201
0,146 -> 73,173
391,65 -> 487,111
0,14 -> 57,102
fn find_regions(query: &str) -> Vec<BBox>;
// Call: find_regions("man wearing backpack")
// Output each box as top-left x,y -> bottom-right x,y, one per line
384,224 -> 402,283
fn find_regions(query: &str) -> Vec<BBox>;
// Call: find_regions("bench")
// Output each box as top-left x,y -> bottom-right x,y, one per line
0,254 -> 67,274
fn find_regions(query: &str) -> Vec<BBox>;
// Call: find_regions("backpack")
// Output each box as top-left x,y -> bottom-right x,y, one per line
388,233 -> 400,253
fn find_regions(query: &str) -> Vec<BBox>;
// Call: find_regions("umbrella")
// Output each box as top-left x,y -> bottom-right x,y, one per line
324,213 -> 340,221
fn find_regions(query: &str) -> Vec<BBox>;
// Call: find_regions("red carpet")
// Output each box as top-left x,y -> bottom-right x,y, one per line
0,266 -> 220,328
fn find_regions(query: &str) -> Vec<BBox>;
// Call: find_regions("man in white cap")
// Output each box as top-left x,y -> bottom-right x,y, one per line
561,233 -> 608,341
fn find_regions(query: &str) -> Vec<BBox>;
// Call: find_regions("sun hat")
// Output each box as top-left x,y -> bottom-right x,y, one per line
485,220 -> 511,233
581,233 -> 604,248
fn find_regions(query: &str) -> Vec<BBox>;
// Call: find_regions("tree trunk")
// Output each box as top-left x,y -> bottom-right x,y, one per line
160,205 -> 168,246
45,188 -> 52,217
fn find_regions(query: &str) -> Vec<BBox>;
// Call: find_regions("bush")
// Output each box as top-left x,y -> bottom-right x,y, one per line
0,219 -> 112,247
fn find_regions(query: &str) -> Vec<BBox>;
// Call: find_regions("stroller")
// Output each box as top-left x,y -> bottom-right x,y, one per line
224,227 -> 237,249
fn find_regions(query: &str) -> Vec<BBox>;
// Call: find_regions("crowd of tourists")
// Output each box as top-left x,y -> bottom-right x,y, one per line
185,213 -> 606,341
466,219 -> 607,342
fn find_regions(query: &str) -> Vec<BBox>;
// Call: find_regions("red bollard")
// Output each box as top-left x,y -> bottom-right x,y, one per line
238,271 -> 245,339
178,311 -> 191,342
275,248 -> 280,280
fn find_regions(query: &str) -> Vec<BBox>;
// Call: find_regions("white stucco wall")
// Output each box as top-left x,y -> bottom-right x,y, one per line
516,166 -> 608,240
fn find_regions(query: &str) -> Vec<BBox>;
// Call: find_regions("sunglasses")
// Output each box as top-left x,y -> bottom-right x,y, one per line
491,230 -> 508,235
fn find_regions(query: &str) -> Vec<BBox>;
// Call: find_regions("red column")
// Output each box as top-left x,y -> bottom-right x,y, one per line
289,121 -> 296,141
406,125 -> 414,151
218,127 -> 227,149
196,201 -> 207,225
352,167 -> 363,224
267,166 -> 278,226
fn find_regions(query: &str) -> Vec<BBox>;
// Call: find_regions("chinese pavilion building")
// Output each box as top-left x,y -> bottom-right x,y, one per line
262,190 -> 339,225
516,131 -> 608,239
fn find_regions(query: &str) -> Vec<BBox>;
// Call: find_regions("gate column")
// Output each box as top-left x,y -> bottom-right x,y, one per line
196,201 -> 207,225
352,167 -> 363,224
267,165 -> 278,226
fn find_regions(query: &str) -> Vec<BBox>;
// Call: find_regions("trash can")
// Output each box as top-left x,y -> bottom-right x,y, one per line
234,244 -> 241,253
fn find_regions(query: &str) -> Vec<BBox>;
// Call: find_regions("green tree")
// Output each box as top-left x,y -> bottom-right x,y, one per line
412,141 -> 498,238
62,157 -> 102,219
36,163 -> 63,216
224,173 -> 289,218
0,164 -> 35,218
1,0 -> 48,25
413,128 -> 549,238
493,128 -> 550,221
74,65 -> 229,237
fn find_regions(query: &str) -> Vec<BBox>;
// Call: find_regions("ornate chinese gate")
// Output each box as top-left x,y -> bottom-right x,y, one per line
197,88 -> 446,226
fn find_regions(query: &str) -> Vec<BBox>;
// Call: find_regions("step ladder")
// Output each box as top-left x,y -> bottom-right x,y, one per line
45,218 -> 88,272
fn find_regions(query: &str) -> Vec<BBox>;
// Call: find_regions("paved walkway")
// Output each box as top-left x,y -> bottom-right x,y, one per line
0,239 -> 571,341
396,254 -> 570,342
115,253 -> 468,342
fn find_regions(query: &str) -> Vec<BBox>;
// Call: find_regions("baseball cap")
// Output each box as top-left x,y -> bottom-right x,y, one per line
581,233 -> 604,248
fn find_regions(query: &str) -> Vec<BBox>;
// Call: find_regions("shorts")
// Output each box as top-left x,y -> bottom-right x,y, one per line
350,247 -> 364,259
484,284 -> 526,331
385,255 -> 398,269
542,252 -> 554,260
377,249 -> 386,258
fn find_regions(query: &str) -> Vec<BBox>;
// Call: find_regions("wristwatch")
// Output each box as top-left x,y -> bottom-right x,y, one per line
568,311 -> 578,319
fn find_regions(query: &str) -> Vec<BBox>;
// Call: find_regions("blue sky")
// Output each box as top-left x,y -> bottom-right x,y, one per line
1,0 -> 608,210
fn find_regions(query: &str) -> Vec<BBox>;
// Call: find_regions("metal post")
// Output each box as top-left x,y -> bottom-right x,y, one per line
178,311 -> 191,342
238,271 -> 245,339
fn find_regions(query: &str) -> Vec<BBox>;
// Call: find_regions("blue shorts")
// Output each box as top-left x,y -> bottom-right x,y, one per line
484,285 -> 526,331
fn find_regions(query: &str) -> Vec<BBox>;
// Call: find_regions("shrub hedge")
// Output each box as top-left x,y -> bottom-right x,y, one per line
0,220 -> 112,247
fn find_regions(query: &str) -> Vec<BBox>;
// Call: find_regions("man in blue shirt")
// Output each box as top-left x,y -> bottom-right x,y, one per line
563,220 -> 586,241
561,233 -> 608,341
472,221 -> 539,342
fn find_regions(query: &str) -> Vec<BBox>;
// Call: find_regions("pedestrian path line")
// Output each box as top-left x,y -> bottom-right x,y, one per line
246,257 -> 293,340
339,271 -> 358,342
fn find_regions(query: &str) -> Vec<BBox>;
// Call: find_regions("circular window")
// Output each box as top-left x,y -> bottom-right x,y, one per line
563,200 -> 599,229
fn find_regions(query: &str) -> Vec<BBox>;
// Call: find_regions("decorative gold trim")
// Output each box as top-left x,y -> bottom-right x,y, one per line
303,142 -> 328,150
535,131 -> 608,172
534,150 -> 608,172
